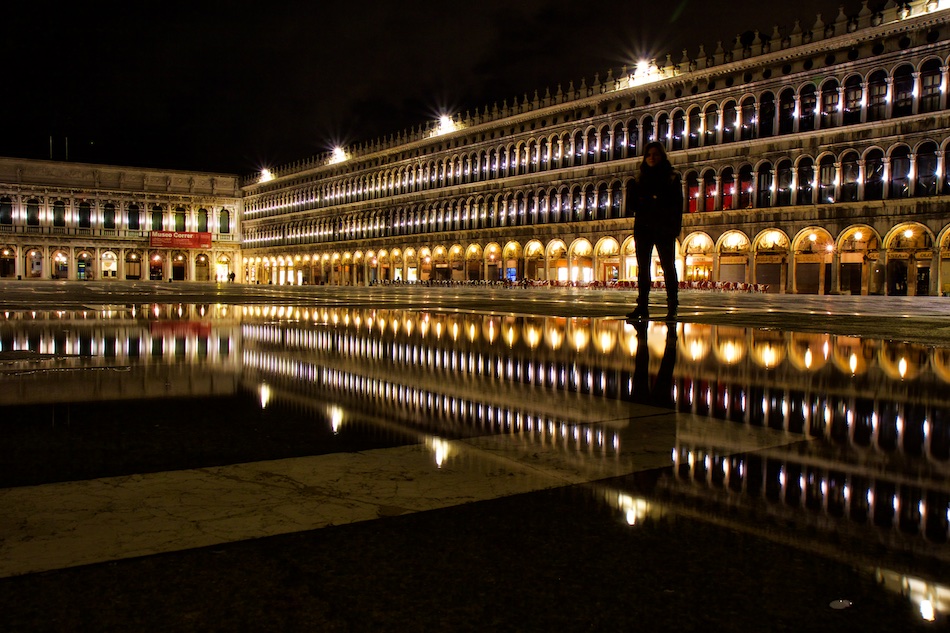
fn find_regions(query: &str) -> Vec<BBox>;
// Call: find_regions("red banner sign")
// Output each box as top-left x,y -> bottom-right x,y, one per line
149,231 -> 212,249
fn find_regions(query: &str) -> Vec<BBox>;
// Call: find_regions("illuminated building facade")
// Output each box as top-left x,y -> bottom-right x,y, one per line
0,157 -> 242,282
240,0 -> 950,295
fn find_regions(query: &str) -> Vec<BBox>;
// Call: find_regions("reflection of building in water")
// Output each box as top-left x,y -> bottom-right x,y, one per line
0,305 -> 242,404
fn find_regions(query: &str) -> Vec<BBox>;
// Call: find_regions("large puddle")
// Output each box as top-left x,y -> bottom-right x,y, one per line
1,303 -> 948,624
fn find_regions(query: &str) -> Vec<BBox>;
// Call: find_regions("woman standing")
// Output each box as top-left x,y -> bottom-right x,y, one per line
626,142 -> 683,321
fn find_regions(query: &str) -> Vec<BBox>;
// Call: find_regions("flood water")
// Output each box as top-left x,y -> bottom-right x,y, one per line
2,303 -> 949,627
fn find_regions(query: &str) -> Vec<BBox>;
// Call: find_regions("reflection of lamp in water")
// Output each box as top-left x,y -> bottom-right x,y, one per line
899,357 -> 908,379
849,353 -> 858,374
330,406 -> 343,434
259,383 -> 271,409
617,493 -> 651,526
426,437 -> 454,468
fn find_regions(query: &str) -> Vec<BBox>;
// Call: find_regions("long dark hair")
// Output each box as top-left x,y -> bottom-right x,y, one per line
640,141 -> 672,174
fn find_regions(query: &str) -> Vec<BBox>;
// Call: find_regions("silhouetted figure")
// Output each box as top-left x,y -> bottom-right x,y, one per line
626,142 -> 683,322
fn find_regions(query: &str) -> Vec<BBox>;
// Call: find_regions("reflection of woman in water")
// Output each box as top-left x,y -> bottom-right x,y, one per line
631,323 -> 678,407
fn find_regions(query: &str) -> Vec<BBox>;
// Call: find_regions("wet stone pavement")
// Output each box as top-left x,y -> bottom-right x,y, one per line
0,280 -> 948,631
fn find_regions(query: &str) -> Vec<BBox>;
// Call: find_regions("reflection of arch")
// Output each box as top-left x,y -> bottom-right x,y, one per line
787,333 -> 830,371
713,327 -> 747,365
750,331 -> 785,369
932,348 -> 950,384
878,342 -> 928,381
830,336 -> 873,375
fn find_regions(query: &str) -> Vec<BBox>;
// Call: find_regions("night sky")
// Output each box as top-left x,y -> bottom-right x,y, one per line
3,0 -> 851,176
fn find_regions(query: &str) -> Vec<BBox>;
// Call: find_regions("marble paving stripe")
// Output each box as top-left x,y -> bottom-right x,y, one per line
0,414 -> 804,579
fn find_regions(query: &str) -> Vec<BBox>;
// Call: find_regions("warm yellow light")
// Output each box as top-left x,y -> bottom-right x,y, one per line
259,168 -> 274,182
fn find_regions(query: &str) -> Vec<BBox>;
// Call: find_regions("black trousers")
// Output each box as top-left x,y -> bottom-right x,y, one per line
634,230 -> 678,308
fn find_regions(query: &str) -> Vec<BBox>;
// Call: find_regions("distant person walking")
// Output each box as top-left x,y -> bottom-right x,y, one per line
626,141 -> 683,322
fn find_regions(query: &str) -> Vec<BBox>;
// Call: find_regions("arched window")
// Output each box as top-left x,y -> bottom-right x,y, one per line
573,131 -> 585,162
585,129 -> 597,163
598,125 -> 610,161
642,116 -> 655,144
797,158 -> 815,205
219,209 -> 231,234
671,110 -> 686,151
197,208 -> 208,232
721,168 -> 735,210
738,165 -> 754,208
759,92 -> 776,137
688,108 -> 702,147
174,207 -> 186,231
686,172 -> 701,213
889,146 -> 911,198
657,114 -> 670,147
799,85 -> 817,132
892,65 -> 915,118
610,181 -> 622,217
818,156 -> 836,203
585,185 -> 596,220
867,71 -> 888,122
756,162 -> 773,207
864,149 -> 885,200
843,76 -> 863,125
916,142 -> 939,197
779,88 -> 796,134
722,101 -> 737,143
627,121 -> 639,156
740,97 -> 757,141
820,80 -> 840,128
775,160 -> 793,206
612,123 -> 625,158
703,105 -> 718,145
840,152 -> 860,202
920,59 -> 942,114
702,171 -> 717,211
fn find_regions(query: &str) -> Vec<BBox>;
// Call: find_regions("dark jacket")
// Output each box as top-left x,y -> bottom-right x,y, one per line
630,166 -> 684,237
